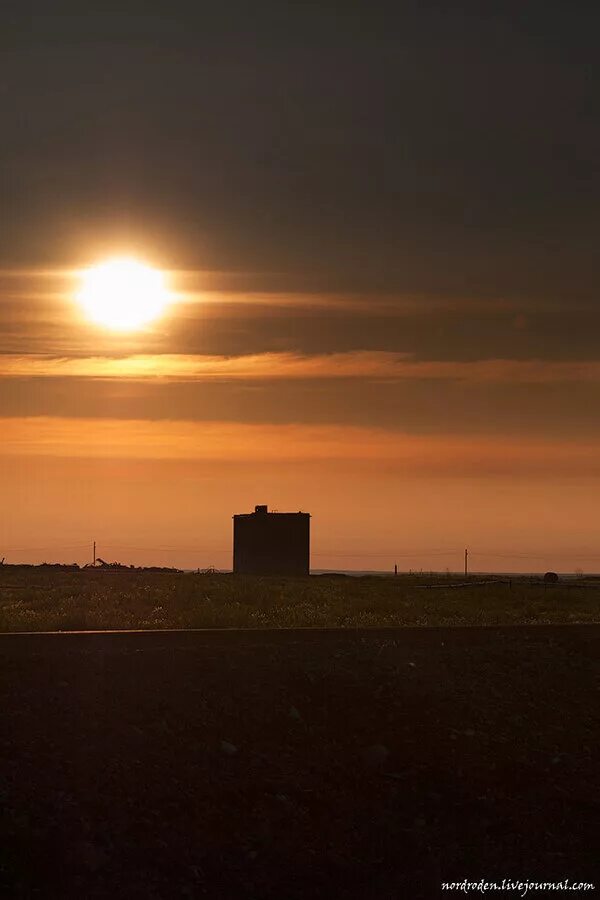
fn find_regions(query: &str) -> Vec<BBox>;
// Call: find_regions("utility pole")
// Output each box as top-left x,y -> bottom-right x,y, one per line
394,563 -> 398,576
93,541 -> 96,567
464,548 -> 468,578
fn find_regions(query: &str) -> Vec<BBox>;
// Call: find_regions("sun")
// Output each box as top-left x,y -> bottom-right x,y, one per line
76,258 -> 171,330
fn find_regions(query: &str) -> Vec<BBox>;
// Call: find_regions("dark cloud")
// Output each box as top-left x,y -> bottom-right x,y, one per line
2,288 -> 600,362
167,306 -> 600,362
1,375 -> 599,442
0,1 -> 598,302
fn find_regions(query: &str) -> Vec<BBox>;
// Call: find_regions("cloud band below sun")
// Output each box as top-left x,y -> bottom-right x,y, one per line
1,352 -> 600,384
1,416 -> 599,476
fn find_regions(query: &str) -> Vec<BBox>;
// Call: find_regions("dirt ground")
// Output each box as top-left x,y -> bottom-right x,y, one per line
0,626 -> 598,899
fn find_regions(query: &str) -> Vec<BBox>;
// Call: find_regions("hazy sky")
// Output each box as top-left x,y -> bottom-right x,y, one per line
1,1 -> 599,571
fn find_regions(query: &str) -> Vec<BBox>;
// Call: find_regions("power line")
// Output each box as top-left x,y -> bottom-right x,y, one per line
470,552 -> 600,560
1,544 -> 90,552
312,548 -> 464,557
2,543 -> 599,562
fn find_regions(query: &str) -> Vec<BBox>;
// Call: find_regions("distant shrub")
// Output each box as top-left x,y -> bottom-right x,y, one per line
543,572 -> 560,584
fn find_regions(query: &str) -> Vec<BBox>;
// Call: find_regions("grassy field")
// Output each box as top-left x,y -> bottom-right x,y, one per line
0,566 -> 598,631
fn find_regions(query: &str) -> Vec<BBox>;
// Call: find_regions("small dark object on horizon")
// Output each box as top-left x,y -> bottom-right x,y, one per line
543,572 -> 560,584
318,572 -> 349,579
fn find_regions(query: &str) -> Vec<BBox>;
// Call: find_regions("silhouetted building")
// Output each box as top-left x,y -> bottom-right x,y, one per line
233,505 -> 310,576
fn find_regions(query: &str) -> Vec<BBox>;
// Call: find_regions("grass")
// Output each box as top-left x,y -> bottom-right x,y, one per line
0,567 -> 598,631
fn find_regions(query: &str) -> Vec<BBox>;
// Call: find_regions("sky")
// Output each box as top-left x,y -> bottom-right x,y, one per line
1,1 -> 599,572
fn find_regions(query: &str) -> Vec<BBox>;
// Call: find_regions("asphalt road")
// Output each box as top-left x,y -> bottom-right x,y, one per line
1,625 -> 598,898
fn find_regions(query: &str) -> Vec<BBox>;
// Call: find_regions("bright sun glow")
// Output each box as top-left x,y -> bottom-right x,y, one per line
76,259 -> 170,330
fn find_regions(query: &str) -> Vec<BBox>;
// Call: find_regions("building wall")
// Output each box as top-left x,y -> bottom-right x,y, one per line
233,508 -> 310,576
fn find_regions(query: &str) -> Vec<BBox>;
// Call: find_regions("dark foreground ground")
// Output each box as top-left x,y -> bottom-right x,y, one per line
1,626 -> 598,899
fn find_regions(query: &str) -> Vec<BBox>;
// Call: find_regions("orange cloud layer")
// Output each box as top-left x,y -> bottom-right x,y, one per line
1,352 -> 600,383
1,416 -> 599,475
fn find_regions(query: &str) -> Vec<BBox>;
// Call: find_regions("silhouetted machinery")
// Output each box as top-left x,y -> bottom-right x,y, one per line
95,558 -> 128,570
